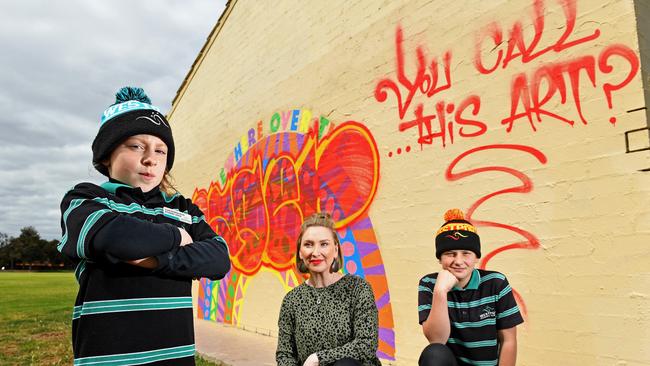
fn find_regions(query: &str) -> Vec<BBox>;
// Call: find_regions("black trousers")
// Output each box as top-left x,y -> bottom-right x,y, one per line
332,358 -> 363,366
418,343 -> 458,366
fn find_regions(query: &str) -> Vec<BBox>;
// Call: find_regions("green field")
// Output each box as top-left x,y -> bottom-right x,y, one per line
0,271 -> 76,365
0,271 -> 223,365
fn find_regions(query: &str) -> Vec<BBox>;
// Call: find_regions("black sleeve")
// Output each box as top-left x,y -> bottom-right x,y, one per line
495,275 -> 524,329
418,273 -> 437,324
153,200 -> 231,280
92,215 -> 180,263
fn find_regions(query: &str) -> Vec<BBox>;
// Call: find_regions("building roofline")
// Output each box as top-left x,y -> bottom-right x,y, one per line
168,0 -> 237,117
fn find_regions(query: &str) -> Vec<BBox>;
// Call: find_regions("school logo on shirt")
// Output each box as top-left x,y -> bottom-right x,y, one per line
163,207 -> 192,224
480,305 -> 496,320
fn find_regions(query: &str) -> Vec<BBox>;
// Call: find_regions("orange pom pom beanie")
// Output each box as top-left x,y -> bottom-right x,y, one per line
434,209 -> 481,259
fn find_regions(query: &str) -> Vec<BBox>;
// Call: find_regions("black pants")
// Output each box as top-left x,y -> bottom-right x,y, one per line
418,343 -> 458,366
332,358 -> 363,366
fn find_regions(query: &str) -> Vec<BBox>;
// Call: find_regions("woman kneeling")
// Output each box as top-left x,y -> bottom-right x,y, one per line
276,213 -> 382,366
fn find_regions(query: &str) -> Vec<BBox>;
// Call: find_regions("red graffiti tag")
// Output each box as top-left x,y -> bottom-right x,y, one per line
474,0 -> 600,74
446,144 -> 548,316
599,45 -> 640,116
375,0 -> 640,152
374,25 -> 483,148
374,25 -> 452,120
502,44 -> 639,131
397,95 -> 487,148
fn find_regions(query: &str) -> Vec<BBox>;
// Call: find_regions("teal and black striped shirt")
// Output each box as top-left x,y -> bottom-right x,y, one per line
59,181 -> 230,365
418,269 -> 523,366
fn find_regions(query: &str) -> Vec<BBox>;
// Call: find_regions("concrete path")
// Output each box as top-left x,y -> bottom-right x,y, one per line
194,318 -> 277,366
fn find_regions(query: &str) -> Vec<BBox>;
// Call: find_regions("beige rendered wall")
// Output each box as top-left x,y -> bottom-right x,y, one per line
169,0 -> 650,365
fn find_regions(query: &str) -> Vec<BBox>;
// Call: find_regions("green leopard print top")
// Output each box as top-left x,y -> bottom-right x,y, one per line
276,274 -> 382,366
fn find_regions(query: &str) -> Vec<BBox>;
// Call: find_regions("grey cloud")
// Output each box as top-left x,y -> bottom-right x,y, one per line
0,0 -> 226,239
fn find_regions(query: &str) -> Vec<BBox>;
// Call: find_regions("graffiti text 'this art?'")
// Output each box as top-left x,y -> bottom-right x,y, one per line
375,0 -> 640,154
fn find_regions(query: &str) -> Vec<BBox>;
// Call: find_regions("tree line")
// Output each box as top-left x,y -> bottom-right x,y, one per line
0,227 -> 74,270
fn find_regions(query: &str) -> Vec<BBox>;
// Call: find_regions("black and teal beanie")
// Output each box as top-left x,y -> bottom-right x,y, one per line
92,87 -> 175,176
435,209 -> 481,259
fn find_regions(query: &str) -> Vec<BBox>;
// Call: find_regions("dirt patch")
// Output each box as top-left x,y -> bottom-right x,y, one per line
32,330 -> 65,341
3,343 -> 19,356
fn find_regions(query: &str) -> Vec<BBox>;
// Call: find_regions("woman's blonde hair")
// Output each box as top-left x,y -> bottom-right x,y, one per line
295,212 -> 343,273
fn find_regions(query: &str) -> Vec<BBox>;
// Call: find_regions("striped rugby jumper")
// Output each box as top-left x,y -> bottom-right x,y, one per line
59,181 -> 230,366
418,269 -> 523,366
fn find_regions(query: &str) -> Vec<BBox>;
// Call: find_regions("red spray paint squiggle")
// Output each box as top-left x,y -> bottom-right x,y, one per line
446,144 -> 548,316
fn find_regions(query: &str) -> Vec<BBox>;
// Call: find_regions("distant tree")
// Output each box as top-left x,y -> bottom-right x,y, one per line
0,232 -> 9,268
16,227 -> 43,261
0,227 -> 74,270
0,231 -> 21,269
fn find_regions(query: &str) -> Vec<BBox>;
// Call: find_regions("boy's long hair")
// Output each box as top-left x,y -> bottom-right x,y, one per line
159,170 -> 178,195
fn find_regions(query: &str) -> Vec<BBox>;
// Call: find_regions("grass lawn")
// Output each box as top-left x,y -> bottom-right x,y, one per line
0,271 -> 226,365
0,271 -> 76,365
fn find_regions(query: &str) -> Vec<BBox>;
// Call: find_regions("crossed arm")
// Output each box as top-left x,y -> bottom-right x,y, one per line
126,227 -> 192,268
59,185 -> 230,280
97,217 -> 230,280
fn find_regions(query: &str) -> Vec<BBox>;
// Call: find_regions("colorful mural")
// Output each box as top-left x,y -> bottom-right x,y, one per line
192,111 -> 396,360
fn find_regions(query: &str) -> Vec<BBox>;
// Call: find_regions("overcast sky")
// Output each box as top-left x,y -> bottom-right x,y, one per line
0,1 -> 226,240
